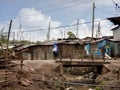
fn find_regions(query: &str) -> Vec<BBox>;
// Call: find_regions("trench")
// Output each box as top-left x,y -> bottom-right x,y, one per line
63,65 -> 108,90
63,65 -> 104,75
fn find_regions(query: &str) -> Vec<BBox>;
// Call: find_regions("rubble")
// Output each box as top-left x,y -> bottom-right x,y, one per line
0,60 -> 67,90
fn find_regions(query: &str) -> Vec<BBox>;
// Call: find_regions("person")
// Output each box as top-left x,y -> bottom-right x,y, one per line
52,43 -> 58,60
85,43 -> 91,56
100,45 -> 106,60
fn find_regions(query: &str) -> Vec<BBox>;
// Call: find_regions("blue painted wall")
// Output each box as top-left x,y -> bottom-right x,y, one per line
85,39 -> 111,57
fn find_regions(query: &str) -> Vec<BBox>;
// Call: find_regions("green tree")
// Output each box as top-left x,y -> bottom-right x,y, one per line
0,34 -> 7,43
67,31 -> 76,38
0,27 -> 7,44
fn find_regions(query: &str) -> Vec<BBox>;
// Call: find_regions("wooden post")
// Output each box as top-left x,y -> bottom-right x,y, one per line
47,22 -> 51,41
59,45 -> 62,61
80,50 -> 83,61
91,2 -> 95,41
118,68 -> 120,80
5,19 -> 12,90
21,60 -> 23,70
76,19 -> 79,38
91,2 -> 95,62
60,64 -> 63,74
117,68 -> 120,80
6,20 -> 12,58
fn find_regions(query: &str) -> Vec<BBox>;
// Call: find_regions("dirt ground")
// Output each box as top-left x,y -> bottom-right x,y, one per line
1,59 -> 120,90
96,59 -> 120,86
0,60 -> 67,90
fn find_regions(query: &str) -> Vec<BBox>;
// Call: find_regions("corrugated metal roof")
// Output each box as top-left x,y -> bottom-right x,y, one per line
111,25 -> 119,31
93,38 -> 106,43
108,39 -> 120,42
107,16 -> 120,25
40,39 -> 85,45
13,38 -> 103,50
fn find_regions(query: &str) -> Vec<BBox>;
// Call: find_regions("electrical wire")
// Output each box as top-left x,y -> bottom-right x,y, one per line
41,1 -> 92,13
2,19 -> 107,35
96,6 -> 115,14
39,0 -> 76,10
0,0 -> 75,21
0,1 -> 92,21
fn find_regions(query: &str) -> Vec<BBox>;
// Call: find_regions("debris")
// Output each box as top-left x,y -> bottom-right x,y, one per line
20,78 -> 32,86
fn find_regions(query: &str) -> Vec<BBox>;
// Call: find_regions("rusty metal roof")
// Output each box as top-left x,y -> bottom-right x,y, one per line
41,39 -> 84,45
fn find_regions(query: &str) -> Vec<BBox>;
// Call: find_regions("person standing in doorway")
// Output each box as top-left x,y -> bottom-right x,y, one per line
100,45 -> 106,61
52,43 -> 58,60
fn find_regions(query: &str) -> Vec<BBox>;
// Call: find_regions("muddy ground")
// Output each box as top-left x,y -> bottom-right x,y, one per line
0,60 -> 67,90
0,59 -> 120,90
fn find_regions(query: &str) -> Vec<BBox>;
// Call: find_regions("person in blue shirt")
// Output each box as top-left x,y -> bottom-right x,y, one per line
52,43 -> 58,59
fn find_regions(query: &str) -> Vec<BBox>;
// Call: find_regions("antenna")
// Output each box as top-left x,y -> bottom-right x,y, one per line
112,0 -> 120,14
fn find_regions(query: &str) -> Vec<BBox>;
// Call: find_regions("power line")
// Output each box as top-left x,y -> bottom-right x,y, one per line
41,1 -> 92,13
0,0 -> 74,18
2,19 -> 107,34
18,1 -> 92,21
39,0 -> 76,10
0,0 -> 75,21
0,1 -> 119,22
0,1 -> 92,21
96,6 -> 115,14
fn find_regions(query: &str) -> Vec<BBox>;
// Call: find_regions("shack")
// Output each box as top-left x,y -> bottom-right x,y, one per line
13,38 -> 86,60
58,38 -> 86,60
107,16 -> 120,57
85,38 -> 111,59
108,39 -> 120,57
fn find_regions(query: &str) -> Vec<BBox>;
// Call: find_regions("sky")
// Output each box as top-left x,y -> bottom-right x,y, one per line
0,0 -> 120,42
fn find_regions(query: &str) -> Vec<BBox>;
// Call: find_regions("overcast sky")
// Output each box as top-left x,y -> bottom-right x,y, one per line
0,0 -> 120,42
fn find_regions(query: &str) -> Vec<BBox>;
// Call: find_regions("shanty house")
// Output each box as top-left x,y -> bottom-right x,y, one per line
107,16 -> 120,57
13,43 -> 54,60
13,38 -> 86,60
111,26 -> 120,40
85,38 -> 111,59
58,39 -> 86,60
108,16 -> 120,40
108,39 -> 120,57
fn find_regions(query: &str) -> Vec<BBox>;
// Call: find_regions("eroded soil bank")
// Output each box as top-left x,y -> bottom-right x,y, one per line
0,60 -> 120,90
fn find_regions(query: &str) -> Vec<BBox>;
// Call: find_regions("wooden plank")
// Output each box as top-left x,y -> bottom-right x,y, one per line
56,60 -> 110,67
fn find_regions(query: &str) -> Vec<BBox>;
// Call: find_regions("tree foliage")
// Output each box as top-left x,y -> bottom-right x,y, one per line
67,31 -> 76,38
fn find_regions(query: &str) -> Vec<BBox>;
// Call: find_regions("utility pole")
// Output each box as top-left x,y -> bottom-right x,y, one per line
60,29 -> 63,39
5,20 -> 12,90
47,22 -> 51,41
76,19 -> 79,38
7,20 -> 12,52
91,2 -> 95,62
96,21 -> 101,38
64,30 -> 66,38
91,2 -> 95,41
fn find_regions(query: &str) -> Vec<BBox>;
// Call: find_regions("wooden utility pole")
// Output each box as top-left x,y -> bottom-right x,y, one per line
76,19 -> 79,38
91,2 -> 95,41
96,21 -> 101,38
7,20 -> 12,53
47,22 -> 51,41
64,30 -> 66,38
5,19 -> 12,90
91,2 -> 95,62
